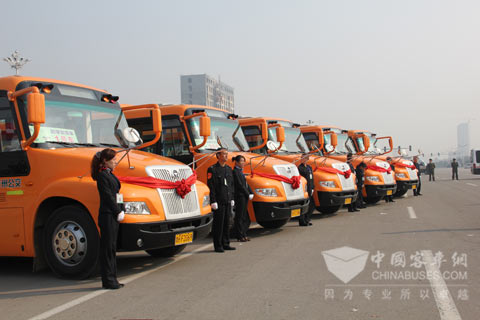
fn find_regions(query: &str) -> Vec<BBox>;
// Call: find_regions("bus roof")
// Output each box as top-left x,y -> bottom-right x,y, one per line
0,76 -> 109,93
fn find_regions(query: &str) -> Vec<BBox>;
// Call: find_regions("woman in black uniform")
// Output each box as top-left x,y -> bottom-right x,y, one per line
231,155 -> 254,242
91,148 -> 125,289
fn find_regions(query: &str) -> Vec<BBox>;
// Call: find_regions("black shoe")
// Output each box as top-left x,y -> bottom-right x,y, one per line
103,283 -> 124,290
224,246 -> 236,250
418,193 -> 423,196
360,205 -> 367,208
215,248 -> 224,253
308,222 -> 313,226
354,208 -> 360,212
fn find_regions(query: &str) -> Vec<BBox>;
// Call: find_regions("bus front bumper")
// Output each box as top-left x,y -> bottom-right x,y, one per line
396,180 -> 418,192
252,199 -> 310,222
365,184 -> 397,198
117,213 -> 213,251
317,190 -> 357,207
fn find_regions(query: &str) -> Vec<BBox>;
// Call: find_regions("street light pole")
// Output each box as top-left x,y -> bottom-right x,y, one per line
3,50 -> 31,75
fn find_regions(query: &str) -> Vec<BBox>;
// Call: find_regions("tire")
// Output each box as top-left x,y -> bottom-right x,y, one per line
316,205 -> 341,214
257,218 -> 289,229
394,189 -> 408,197
146,244 -> 187,257
365,196 -> 382,204
43,205 -> 99,279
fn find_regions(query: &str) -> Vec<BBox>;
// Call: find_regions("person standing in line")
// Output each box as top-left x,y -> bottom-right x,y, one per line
297,154 -> 315,225
426,159 -> 436,181
207,148 -> 236,253
355,162 -> 367,209
385,157 -> 395,203
413,156 -> 422,196
346,153 -> 360,212
451,158 -> 459,180
91,148 -> 125,290
231,155 -> 254,242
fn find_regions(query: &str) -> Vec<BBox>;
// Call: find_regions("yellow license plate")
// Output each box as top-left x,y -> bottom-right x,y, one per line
387,190 -> 393,195
175,232 -> 193,246
291,208 -> 301,218
344,198 -> 352,204
412,185 -> 417,189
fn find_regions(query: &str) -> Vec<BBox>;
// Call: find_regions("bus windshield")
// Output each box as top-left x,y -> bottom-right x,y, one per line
323,129 -> 354,154
28,98 -> 127,148
269,126 -> 309,153
188,117 -> 249,152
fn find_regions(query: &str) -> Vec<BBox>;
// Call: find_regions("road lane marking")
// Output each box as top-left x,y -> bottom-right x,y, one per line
421,250 -> 462,320
28,243 -> 213,320
466,183 -> 477,187
407,206 -> 417,219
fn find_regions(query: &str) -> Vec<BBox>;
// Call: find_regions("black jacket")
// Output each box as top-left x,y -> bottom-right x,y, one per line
355,167 -> 364,187
207,162 -> 235,204
97,168 -> 123,215
414,162 -> 421,176
298,163 -> 314,196
233,167 -> 253,199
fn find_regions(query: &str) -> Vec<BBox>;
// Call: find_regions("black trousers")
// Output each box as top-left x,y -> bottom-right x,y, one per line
429,171 -> 435,181
452,170 -> 458,180
98,213 -> 120,287
414,176 -> 422,195
212,203 -> 232,249
232,196 -> 250,239
299,195 -> 315,224
356,186 -> 364,207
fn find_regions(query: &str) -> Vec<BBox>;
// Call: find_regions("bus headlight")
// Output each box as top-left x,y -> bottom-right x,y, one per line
366,176 -> 380,182
319,181 -> 336,188
203,195 -> 210,207
395,173 -> 406,179
124,202 -> 151,214
255,188 -> 278,197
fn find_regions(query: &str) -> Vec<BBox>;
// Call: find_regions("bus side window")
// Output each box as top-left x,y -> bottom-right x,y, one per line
0,103 -> 21,153
162,126 -> 190,157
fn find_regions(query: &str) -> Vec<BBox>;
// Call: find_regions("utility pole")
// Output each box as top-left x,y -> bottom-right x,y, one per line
3,50 -> 31,75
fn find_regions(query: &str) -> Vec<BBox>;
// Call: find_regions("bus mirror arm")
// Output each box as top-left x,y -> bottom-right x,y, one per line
8,86 -> 45,149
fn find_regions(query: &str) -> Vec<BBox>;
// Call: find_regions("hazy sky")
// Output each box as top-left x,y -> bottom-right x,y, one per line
2,0 -> 479,158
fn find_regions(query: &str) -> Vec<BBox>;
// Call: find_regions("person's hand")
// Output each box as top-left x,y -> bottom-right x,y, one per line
310,190 -> 314,196
231,200 -> 235,207
117,211 -> 125,222
211,202 -> 218,210
248,194 -> 254,200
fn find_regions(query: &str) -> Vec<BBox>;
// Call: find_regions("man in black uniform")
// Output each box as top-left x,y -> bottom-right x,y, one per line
355,162 -> 367,208
297,154 -> 314,226
347,153 -> 360,212
413,156 -> 422,196
207,148 -> 236,253
451,158 -> 459,180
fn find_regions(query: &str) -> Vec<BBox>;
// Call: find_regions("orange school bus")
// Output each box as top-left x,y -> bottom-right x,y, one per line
238,118 -> 357,214
0,76 -> 211,278
313,126 -> 397,204
123,104 -> 310,229
349,130 -> 418,197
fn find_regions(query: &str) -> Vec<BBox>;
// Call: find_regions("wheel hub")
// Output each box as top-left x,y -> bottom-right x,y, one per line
52,221 -> 87,266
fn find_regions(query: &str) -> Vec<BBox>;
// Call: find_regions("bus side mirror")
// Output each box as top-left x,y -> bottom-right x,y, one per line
151,108 -> 162,135
276,126 -> 285,143
200,116 -> 211,137
27,92 -> 45,124
362,135 -> 370,151
330,133 -> 338,147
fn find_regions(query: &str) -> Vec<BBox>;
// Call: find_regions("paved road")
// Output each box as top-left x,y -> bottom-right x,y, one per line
1,168 -> 479,320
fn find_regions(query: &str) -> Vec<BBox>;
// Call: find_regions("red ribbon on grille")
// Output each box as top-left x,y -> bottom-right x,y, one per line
118,172 -> 197,199
367,165 -> 392,174
251,172 -> 301,189
392,162 -> 416,169
314,166 -> 352,179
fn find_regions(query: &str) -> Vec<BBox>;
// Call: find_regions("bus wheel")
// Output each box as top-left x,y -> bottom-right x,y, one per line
365,196 -> 382,204
317,205 -> 341,214
146,245 -> 187,257
43,205 -> 99,279
394,189 -> 408,197
258,219 -> 289,229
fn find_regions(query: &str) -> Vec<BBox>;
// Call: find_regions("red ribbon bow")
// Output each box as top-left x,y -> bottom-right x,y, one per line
118,171 -> 197,199
393,162 -> 416,170
251,172 -> 301,189
314,167 -> 352,179
367,165 -> 392,174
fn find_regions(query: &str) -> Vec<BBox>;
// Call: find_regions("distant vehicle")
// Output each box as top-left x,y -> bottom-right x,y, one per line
470,149 -> 480,174
464,162 -> 472,169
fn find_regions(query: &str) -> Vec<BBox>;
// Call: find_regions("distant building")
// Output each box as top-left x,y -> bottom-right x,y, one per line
457,122 -> 470,158
180,74 -> 234,113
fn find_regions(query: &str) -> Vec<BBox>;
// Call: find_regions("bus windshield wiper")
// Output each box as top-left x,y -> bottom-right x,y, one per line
43,141 -> 77,148
99,143 -> 121,147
